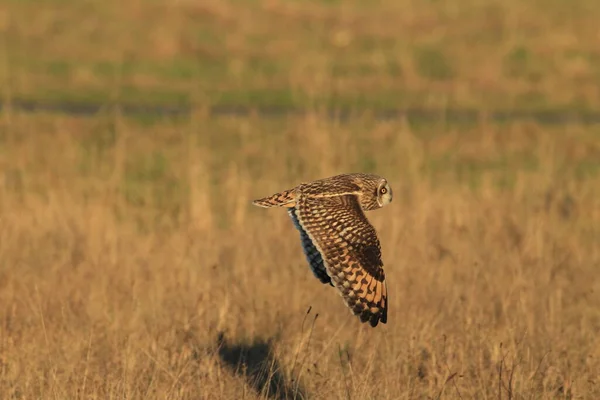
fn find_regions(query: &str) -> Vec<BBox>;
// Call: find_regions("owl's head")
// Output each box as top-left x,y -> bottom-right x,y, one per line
358,175 -> 393,211
376,179 -> 393,207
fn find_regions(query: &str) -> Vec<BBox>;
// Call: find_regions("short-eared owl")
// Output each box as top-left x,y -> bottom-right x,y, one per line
252,173 -> 392,328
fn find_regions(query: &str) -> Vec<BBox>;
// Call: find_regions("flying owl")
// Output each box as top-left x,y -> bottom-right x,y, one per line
252,173 -> 392,327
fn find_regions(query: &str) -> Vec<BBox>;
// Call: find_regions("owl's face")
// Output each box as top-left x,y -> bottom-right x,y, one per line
358,177 -> 393,211
375,179 -> 393,207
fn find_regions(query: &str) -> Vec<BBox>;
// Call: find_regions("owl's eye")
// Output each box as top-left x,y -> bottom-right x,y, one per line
380,187 -> 387,194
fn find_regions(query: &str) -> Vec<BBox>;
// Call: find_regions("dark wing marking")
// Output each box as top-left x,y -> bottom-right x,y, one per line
288,207 -> 333,286
295,194 -> 388,327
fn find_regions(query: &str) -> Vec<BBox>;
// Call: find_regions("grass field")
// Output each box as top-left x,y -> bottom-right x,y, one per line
1,0 -> 600,399
1,111 -> 599,399
2,0 -> 600,111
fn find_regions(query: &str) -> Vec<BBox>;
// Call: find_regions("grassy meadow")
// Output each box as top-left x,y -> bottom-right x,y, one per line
1,0 -> 600,399
3,0 -> 600,111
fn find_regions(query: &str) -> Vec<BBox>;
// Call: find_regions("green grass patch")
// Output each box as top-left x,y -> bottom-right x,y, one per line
4,0 -> 600,113
413,46 -> 455,81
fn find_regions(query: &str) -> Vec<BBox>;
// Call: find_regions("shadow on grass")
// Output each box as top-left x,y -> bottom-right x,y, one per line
217,332 -> 306,400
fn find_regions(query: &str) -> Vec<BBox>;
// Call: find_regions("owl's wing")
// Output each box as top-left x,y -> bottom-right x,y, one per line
295,194 -> 388,327
288,208 -> 333,286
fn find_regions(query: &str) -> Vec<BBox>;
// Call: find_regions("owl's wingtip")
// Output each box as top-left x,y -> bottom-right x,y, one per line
251,191 -> 296,208
251,198 -> 277,208
369,314 -> 387,328
358,307 -> 387,328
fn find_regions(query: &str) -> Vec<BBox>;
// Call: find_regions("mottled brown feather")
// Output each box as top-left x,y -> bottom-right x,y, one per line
252,189 -> 296,208
294,194 -> 388,327
251,173 -> 392,328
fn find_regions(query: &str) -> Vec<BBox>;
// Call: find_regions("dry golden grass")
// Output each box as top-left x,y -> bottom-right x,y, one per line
2,1 -> 600,398
0,109 -> 599,399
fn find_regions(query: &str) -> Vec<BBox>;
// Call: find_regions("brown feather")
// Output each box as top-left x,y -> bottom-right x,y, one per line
253,173 -> 391,327
294,193 -> 388,327
252,189 -> 296,208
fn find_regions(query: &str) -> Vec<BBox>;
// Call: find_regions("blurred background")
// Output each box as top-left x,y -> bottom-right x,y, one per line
0,1 -> 599,399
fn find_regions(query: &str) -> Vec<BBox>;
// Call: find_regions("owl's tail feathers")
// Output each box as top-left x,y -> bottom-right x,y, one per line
251,189 -> 296,208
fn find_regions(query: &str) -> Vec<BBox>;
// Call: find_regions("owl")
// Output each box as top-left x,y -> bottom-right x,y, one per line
252,173 -> 393,328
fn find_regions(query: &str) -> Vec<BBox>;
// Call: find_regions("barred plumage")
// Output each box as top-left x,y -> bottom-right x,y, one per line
252,173 -> 393,328
288,207 -> 332,286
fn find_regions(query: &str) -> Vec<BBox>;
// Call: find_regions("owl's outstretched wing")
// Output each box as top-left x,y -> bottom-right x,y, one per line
295,194 -> 388,327
288,208 -> 333,286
